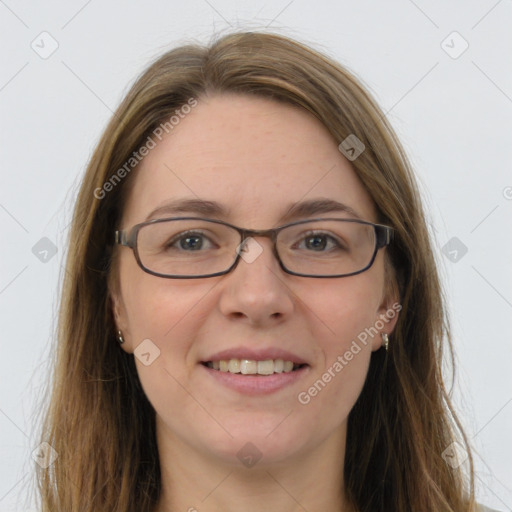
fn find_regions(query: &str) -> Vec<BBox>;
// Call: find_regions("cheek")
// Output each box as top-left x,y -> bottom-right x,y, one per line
121,270 -> 215,367
303,273 -> 382,351
296,276 -> 380,414
122,278 -> 221,427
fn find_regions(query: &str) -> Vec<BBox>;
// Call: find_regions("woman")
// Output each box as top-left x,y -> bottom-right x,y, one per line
36,31 -> 497,511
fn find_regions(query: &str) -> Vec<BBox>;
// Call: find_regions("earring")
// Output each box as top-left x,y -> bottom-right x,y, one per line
382,333 -> 389,352
117,330 -> 125,344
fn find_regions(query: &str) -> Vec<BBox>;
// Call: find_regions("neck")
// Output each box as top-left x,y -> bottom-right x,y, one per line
153,420 -> 354,512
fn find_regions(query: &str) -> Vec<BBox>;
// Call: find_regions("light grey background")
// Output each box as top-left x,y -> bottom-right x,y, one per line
1,1 -> 511,510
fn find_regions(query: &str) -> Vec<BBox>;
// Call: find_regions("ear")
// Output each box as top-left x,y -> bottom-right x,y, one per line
371,272 -> 401,352
110,290 -> 133,353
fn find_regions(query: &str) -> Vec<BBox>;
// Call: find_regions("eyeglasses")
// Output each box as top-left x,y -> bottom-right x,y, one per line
114,217 -> 394,279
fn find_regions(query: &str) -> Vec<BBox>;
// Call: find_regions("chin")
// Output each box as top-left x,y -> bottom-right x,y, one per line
196,415 -> 315,468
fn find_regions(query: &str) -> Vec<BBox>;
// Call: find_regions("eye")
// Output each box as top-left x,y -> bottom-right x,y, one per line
168,231 -> 215,251
296,232 -> 344,252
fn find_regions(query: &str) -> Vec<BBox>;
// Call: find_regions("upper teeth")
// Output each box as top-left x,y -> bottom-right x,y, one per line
205,359 -> 298,375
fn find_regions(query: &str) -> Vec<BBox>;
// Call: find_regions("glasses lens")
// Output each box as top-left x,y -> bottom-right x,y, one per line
136,219 -> 240,276
277,220 -> 376,276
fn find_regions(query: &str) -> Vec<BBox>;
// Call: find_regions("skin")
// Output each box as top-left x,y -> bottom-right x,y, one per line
111,93 -> 399,512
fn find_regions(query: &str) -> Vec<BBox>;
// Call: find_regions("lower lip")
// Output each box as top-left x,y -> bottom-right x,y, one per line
199,364 -> 310,395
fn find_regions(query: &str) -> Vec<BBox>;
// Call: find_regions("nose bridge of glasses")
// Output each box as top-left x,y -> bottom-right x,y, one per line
234,227 -> 281,266
240,226 -> 278,240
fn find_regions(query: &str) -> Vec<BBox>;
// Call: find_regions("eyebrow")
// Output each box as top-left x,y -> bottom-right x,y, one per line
145,199 -> 228,221
279,198 -> 364,223
144,198 -> 364,223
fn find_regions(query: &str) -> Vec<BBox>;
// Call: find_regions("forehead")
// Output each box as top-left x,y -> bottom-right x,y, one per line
121,93 -> 377,227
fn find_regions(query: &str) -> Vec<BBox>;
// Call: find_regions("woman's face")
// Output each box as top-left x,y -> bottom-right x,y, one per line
112,93 -> 398,468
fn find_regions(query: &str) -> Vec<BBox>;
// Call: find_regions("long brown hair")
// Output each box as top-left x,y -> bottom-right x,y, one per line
35,30 -> 477,511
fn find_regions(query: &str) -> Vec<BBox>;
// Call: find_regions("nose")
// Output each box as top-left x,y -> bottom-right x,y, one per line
217,237 -> 294,326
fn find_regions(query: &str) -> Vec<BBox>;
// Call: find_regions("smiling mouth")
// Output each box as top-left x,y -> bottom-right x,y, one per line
202,359 -> 307,376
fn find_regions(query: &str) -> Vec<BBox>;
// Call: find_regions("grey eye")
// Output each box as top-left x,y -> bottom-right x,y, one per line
167,231 -> 215,251
304,235 -> 329,251
179,235 -> 204,250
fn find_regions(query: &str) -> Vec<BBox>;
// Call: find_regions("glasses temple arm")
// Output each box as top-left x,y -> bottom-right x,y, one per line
375,225 -> 394,248
114,230 -> 130,246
